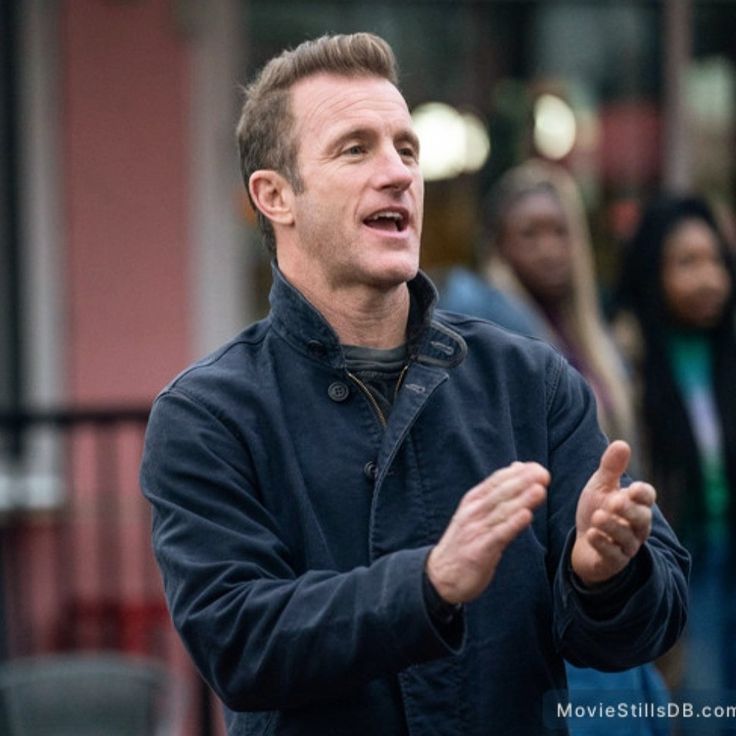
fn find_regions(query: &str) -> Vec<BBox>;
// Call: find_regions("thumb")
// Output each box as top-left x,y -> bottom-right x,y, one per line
594,440 -> 630,492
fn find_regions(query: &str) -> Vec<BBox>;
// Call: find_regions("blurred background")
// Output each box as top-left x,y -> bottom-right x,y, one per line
0,0 -> 734,734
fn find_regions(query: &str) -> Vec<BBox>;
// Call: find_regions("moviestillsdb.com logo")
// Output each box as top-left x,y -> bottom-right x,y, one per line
544,690 -> 736,732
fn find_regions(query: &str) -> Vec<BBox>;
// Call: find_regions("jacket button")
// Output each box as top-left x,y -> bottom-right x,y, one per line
307,340 -> 326,358
363,461 -> 378,480
328,382 -> 350,402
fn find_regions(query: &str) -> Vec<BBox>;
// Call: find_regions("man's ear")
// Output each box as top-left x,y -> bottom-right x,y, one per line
248,170 -> 295,227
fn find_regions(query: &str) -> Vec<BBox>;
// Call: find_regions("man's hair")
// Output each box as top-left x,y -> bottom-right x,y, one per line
236,32 -> 399,257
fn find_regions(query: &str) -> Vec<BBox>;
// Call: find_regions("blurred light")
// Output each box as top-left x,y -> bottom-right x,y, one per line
533,94 -> 577,160
687,56 -> 735,127
412,103 -> 491,181
412,103 -> 465,180
462,112 -> 491,173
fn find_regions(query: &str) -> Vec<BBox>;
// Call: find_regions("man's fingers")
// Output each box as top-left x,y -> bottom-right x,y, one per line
483,482 -> 547,529
607,484 -> 656,516
468,462 -> 550,509
486,507 -> 535,550
586,527 -> 630,569
428,464 -> 548,603
626,481 -> 656,508
603,484 -> 655,540
591,509 -> 641,558
574,459 -> 658,585
594,440 -> 631,492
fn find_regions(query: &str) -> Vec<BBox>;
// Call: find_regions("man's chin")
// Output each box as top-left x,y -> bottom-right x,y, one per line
365,259 -> 420,290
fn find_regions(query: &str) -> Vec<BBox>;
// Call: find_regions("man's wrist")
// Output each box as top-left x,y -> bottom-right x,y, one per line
422,570 -> 462,625
567,547 -> 652,620
569,559 -> 636,596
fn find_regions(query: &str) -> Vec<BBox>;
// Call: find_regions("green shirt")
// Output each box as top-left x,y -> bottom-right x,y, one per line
668,331 -> 728,535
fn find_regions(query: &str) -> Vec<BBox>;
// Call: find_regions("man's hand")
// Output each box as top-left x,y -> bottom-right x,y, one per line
426,462 -> 549,604
571,440 -> 656,587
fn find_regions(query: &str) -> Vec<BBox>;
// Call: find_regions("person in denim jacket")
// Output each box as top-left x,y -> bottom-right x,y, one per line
140,33 -> 689,736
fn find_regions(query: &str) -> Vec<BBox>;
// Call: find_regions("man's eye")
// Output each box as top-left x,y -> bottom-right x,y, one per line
344,145 -> 365,156
400,147 -> 418,160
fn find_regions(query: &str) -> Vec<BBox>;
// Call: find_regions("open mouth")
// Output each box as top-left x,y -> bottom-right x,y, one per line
363,210 -> 408,233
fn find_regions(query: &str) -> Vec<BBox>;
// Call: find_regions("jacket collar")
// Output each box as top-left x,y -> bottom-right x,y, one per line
268,263 -> 466,370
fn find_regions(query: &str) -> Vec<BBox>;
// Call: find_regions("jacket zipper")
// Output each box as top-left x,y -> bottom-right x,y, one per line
346,365 -> 409,430
347,371 -> 388,428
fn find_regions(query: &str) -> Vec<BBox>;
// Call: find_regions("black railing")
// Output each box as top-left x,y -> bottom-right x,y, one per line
0,407 -> 218,735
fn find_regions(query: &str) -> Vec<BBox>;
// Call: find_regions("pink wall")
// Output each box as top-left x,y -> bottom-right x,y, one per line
62,0 -> 192,405
54,4 -> 211,730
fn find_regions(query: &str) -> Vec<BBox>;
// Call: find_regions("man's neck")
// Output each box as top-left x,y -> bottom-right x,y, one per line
284,269 -> 411,349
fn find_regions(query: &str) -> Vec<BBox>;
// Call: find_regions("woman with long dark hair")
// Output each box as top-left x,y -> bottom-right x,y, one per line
615,193 -> 736,697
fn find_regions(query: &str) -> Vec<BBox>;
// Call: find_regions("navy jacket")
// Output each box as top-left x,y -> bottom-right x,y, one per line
140,267 -> 689,735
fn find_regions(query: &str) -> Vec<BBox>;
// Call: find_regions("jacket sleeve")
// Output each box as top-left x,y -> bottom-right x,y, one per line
543,353 -> 690,669
139,388 -> 463,712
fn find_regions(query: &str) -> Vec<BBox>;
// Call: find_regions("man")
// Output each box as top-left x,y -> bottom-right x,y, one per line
140,33 -> 688,735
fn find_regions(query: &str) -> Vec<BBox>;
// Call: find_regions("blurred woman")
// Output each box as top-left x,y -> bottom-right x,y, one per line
614,194 -> 736,697
444,158 -> 636,446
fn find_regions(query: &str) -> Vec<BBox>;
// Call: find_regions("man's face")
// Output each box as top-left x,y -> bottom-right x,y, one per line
285,73 -> 424,292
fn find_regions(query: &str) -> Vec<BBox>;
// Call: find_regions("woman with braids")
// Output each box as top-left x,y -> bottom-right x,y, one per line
614,193 -> 736,699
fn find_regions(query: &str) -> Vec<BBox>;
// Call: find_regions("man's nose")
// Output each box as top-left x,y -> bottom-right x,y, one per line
374,146 -> 414,191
